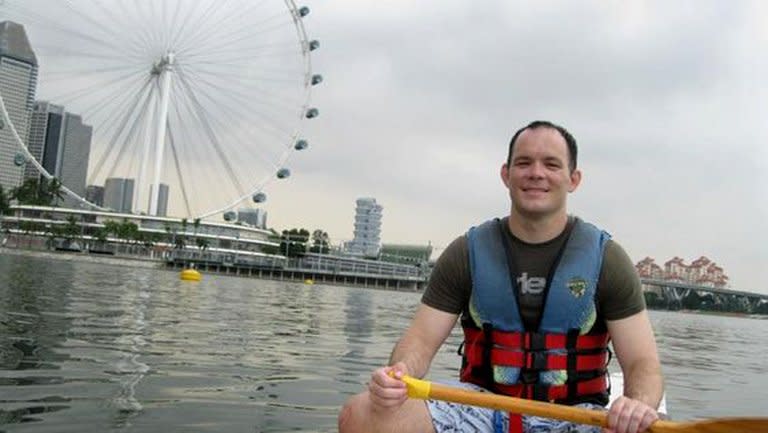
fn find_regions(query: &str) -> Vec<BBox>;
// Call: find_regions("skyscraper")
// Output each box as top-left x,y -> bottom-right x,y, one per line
27,101 -> 93,207
148,183 -> 169,217
0,21 -> 38,192
103,177 -> 135,213
347,197 -> 382,258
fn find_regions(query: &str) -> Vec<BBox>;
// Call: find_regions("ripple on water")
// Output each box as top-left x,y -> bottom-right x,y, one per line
1,256 -> 767,431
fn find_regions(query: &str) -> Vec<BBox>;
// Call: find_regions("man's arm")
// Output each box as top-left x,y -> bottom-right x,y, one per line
389,303 -> 459,378
366,303 -> 458,410
606,310 -> 664,433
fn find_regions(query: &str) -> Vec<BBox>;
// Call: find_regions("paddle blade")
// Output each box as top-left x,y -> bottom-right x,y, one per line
651,417 -> 768,433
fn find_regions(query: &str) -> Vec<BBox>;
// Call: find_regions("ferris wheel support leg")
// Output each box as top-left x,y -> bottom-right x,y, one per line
149,52 -> 175,216
136,90 -> 157,214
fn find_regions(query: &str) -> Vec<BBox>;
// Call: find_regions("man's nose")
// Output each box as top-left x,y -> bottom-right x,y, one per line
528,162 -> 545,178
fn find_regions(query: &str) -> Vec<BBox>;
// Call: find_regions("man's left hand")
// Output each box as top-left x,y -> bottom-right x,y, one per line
604,396 -> 659,433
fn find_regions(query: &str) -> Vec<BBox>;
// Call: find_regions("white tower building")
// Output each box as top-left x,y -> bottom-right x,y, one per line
347,197 -> 382,258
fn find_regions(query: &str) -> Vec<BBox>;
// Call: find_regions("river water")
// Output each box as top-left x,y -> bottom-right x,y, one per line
0,254 -> 766,432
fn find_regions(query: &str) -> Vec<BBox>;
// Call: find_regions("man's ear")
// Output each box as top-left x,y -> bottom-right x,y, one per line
569,169 -> 582,192
500,163 -> 511,188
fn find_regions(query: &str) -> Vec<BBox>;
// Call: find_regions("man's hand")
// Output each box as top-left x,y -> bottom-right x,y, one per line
604,396 -> 659,433
368,362 -> 410,411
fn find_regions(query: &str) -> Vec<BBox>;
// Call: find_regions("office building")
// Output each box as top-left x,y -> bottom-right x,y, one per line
27,101 -> 92,207
103,177 -> 134,213
0,21 -> 38,192
148,183 -> 169,217
346,197 -> 382,258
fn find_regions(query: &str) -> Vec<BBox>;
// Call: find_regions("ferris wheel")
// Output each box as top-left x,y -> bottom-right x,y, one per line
0,0 -> 321,220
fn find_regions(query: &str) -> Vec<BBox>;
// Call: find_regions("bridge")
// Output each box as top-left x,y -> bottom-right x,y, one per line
641,278 -> 768,315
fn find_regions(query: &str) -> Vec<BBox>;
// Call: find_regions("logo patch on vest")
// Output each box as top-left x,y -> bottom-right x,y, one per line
567,278 -> 588,298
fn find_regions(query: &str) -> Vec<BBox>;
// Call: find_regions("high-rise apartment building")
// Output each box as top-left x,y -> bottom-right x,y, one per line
347,197 -> 382,258
27,101 -> 92,207
0,21 -> 38,192
103,177 -> 135,213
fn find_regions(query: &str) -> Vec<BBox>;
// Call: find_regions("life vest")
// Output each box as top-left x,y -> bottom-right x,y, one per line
460,218 -> 612,405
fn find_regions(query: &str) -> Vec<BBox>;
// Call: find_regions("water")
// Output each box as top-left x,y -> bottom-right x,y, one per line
0,254 -> 766,432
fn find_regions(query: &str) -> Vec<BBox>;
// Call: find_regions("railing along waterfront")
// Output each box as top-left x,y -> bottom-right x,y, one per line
640,278 -> 768,315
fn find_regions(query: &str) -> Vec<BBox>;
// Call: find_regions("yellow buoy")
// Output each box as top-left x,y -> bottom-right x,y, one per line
180,268 -> 202,281
304,278 -> 314,285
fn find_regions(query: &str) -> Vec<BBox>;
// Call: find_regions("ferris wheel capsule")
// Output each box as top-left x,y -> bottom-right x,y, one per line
294,139 -> 308,150
252,192 -> 267,203
305,108 -> 319,119
223,211 -> 237,222
276,168 -> 291,179
308,40 -> 320,51
298,6 -> 310,17
13,153 -> 26,166
311,74 -> 323,85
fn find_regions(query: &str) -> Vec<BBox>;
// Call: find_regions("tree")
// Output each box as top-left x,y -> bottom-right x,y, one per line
195,237 -> 210,253
9,177 -> 65,206
44,178 -> 65,207
309,229 -> 331,254
0,184 -> 10,215
280,228 -> 309,257
62,216 -> 81,243
10,178 -> 43,205
0,185 -> 10,235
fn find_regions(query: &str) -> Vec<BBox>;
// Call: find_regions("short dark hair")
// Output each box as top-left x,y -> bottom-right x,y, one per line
506,120 -> 578,172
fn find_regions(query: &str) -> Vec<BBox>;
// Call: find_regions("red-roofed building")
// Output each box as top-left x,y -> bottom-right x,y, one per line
637,255 -> 729,289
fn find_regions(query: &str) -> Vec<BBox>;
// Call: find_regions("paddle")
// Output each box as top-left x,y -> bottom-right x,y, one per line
396,375 -> 768,433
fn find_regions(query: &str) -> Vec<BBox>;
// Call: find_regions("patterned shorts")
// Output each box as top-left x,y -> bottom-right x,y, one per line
426,382 -> 604,433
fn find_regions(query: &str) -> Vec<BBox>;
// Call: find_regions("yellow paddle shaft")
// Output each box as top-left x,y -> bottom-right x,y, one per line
400,375 -> 609,428
399,375 -> 768,433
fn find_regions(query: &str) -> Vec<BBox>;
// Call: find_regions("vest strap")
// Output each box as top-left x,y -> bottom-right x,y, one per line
492,375 -> 608,402
463,326 -> 609,351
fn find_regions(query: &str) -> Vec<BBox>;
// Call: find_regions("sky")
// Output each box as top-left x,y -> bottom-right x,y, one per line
266,1 -> 768,293
4,1 -> 767,293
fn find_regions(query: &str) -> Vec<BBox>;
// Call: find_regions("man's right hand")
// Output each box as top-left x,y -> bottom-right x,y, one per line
368,362 -> 410,411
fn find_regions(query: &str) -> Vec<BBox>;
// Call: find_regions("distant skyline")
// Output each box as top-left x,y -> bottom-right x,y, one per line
1,1 -> 766,293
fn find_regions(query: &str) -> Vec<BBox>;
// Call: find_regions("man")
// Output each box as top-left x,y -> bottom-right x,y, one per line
338,121 -> 664,433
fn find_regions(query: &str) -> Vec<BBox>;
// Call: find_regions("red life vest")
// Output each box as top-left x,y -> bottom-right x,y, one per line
461,218 -> 612,405
459,324 -> 610,403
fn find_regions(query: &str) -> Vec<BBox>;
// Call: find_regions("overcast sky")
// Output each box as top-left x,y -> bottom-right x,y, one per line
5,1 -> 767,293
264,1 -> 768,293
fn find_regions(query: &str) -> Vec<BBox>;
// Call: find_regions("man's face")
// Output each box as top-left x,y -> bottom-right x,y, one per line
501,127 -> 581,219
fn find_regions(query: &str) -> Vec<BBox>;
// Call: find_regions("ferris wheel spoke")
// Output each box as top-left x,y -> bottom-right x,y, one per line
174,71 -> 246,198
62,0 -> 147,59
171,0 -> 238,57
71,74 -> 149,126
181,66 -> 301,124
100,104 -> 150,187
87,79 -> 154,185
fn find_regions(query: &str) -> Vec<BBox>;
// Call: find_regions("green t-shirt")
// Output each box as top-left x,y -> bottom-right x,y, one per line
421,216 -> 645,330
